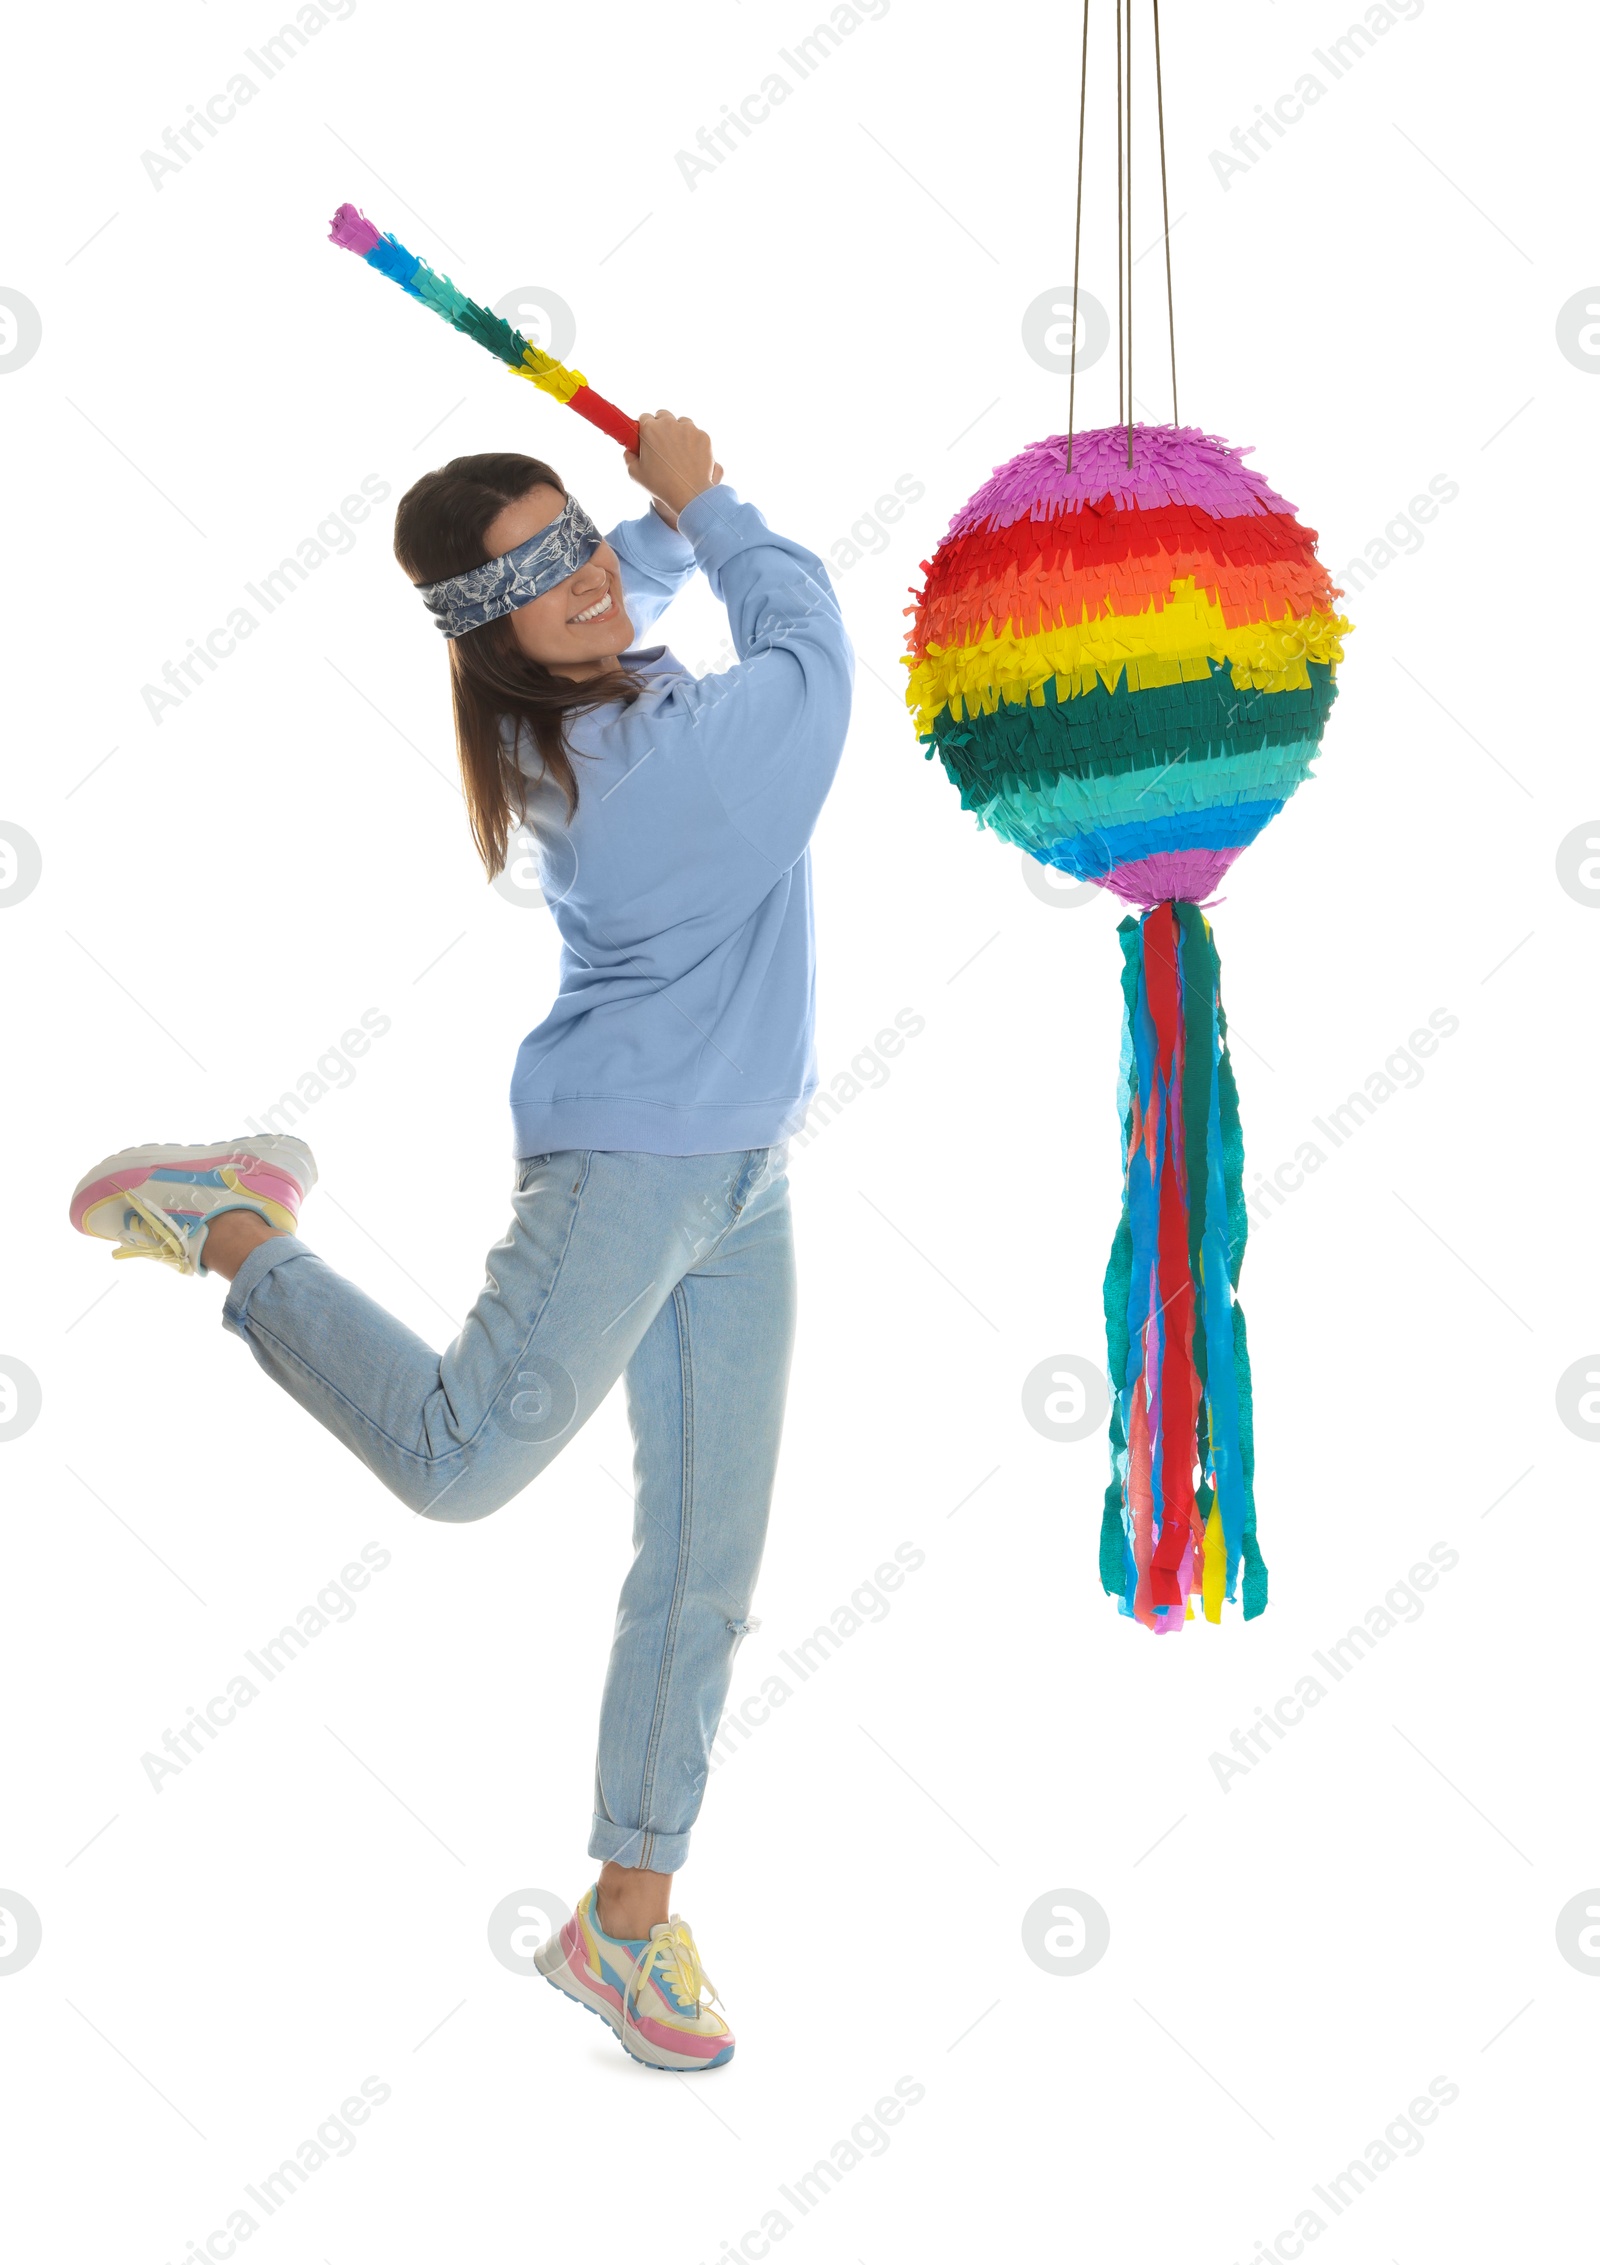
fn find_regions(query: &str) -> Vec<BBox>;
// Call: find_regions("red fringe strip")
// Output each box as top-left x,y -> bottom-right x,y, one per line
908,506 -> 1338,659
912,554 -> 1332,654
568,387 -> 641,451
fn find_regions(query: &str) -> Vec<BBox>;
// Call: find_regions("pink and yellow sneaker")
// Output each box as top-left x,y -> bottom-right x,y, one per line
535,1885 -> 735,2071
69,1138 -> 315,1277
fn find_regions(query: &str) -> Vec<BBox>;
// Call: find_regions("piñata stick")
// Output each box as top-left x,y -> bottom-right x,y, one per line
327,203 -> 640,452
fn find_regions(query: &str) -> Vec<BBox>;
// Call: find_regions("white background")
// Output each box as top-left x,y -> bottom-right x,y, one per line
2,1 -> 1594,2258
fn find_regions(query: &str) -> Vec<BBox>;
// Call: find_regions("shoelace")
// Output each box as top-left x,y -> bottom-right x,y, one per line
620,1919 -> 723,2047
111,1191 -> 189,1268
109,1169 -> 266,1270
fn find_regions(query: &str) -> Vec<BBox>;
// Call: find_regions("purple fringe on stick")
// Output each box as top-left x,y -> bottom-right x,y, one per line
328,202 -> 385,256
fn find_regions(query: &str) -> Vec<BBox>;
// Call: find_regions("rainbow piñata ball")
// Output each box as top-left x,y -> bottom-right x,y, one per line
905,423 -> 1350,905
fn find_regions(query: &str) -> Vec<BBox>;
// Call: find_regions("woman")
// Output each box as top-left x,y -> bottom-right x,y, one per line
68,413 -> 853,2071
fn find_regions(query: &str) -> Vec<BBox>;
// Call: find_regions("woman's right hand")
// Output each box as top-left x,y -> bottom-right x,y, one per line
626,411 -> 723,520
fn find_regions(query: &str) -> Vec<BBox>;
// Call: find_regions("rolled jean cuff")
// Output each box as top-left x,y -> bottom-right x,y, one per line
220,1233 -> 316,1335
588,1816 -> 693,1875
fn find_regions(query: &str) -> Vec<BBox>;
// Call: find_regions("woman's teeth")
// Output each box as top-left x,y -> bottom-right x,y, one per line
570,590 -> 613,625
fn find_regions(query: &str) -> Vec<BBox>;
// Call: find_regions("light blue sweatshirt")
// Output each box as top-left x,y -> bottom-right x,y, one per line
506,486 -> 854,1158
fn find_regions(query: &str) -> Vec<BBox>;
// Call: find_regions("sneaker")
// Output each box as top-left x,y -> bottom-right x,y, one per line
534,1884 -> 735,2071
69,1138 -> 316,1277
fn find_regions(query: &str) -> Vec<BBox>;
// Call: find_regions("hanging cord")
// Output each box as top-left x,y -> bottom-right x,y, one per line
1115,0 -> 1128,468
1066,0 -> 1090,469
1152,0 -> 1178,427
1114,0 -> 1124,425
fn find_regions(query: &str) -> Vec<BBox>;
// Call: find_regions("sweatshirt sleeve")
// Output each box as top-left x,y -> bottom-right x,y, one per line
669,485 -> 854,874
606,504 -> 698,642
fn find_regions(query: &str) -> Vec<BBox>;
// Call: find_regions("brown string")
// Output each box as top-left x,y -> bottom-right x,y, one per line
1115,0 -> 1128,464
1067,0 -> 1091,470
1114,0 -> 1123,427
1073,0 -> 1181,466
1153,0 -> 1178,426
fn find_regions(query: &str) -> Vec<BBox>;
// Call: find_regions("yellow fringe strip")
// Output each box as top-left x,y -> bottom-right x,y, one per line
1202,1499 -> 1227,1624
514,345 -> 588,405
905,578 -> 1350,730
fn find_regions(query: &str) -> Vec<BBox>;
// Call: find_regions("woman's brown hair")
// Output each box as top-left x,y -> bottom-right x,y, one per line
392,452 -> 640,878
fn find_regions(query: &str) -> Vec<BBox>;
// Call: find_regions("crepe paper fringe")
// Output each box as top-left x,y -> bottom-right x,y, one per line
924,662 -> 1339,810
909,505 -> 1337,659
907,590 -> 1347,728
972,739 -> 1318,837
914,549 -> 1333,659
1043,800 -> 1284,880
1097,848 -> 1245,908
917,498 -> 1326,597
1099,903 -> 1265,1632
326,203 -> 641,451
972,751 -> 1317,868
328,203 -> 385,257
948,423 -> 1296,537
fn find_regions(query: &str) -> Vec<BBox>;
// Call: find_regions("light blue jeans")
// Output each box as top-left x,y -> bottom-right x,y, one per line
222,1146 -> 795,1874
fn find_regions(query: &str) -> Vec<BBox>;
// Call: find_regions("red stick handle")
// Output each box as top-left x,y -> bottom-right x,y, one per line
567,386 -> 641,452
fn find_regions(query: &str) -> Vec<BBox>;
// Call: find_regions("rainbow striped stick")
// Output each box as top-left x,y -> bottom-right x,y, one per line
327,203 -> 640,452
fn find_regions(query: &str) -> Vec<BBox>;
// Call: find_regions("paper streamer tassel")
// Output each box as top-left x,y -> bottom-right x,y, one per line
1098,902 -> 1266,1631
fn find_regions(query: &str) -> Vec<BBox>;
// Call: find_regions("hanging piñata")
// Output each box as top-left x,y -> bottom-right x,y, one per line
905,421 -> 1348,1630
906,0 -> 1352,1632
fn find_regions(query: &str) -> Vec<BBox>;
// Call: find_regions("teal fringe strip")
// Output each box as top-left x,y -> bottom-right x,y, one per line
1212,957 -> 1264,1614
921,660 -> 1339,812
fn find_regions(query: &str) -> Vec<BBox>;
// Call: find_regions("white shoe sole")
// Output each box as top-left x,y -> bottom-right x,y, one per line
533,1934 -> 734,2073
70,1136 -> 318,1226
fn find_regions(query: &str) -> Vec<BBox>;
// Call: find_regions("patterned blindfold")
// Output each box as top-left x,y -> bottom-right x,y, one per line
416,495 -> 602,638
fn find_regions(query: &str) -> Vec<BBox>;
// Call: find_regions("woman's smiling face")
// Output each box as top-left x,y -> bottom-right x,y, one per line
482,483 -> 634,679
